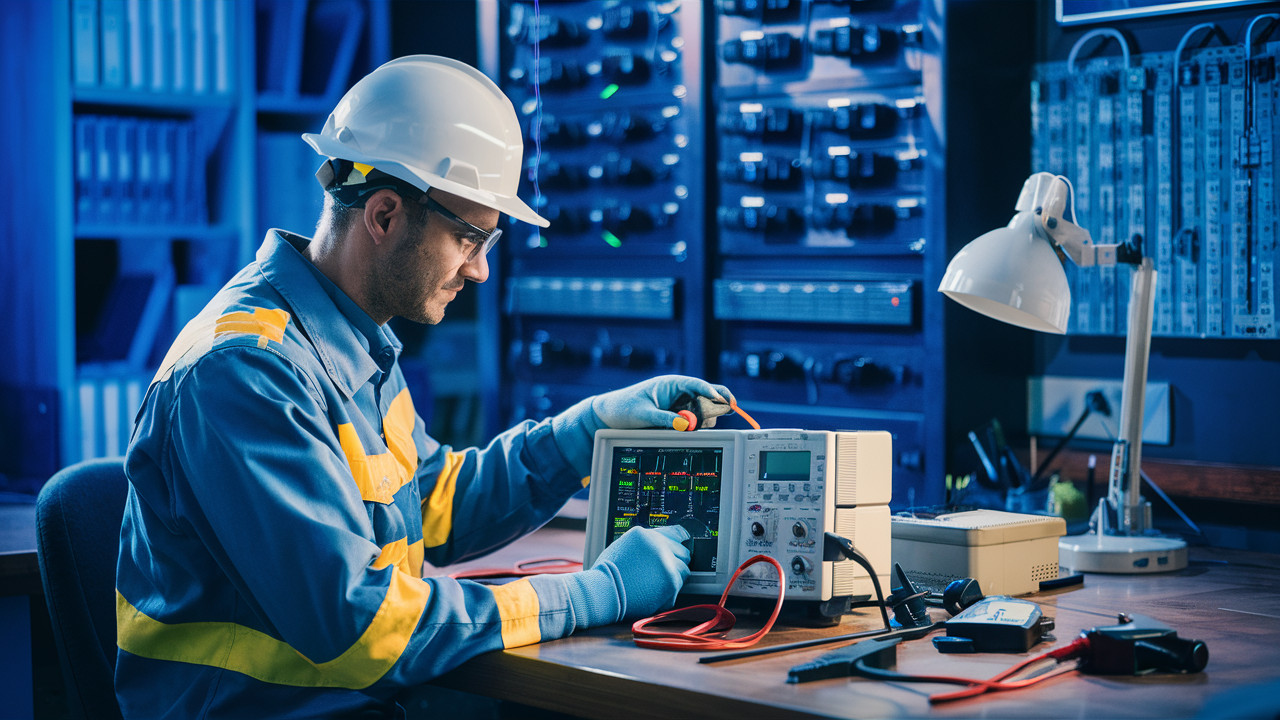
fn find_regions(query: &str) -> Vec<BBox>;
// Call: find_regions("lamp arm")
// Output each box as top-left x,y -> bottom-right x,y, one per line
1022,171 -> 1124,268
1109,257 -> 1157,535
1039,214 -> 1121,268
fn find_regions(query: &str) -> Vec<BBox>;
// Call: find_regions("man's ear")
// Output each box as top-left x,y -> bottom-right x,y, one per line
363,189 -> 404,245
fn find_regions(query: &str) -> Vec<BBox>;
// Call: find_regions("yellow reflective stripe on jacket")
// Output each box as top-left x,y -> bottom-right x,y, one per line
383,389 -> 418,475
489,578 -> 542,648
421,452 -> 464,548
371,537 -> 406,571
214,308 -> 290,345
370,537 -> 424,577
406,538 -> 424,578
337,388 -> 418,504
338,425 -> 409,504
116,570 -> 431,689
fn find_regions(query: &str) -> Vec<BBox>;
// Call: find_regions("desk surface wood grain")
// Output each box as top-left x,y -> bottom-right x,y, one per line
429,527 -> 1280,720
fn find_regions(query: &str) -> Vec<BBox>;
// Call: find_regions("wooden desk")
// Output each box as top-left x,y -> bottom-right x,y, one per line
430,527 -> 1280,720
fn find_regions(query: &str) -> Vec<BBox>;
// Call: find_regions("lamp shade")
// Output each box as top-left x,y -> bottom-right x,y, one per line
938,211 -> 1071,334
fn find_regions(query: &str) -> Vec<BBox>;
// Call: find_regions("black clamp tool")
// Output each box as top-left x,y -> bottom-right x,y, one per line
1078,612 -> 1208,675
787,636 -> 906,684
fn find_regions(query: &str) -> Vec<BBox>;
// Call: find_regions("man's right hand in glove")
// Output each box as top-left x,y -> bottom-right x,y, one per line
529,525 -> 691,631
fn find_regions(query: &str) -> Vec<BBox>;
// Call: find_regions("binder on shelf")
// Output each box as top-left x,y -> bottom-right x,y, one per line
136,119 -> 155,219
94,115 -> 118,224
76,370 -> 149,460
170,0 -> 189,93
149,0 -> 170,92
212,0 -> 232,93
126,0 -> 147,90
100,376 -> 122,457
175,122 -> 208,224
174,120 -> 190,222
75,115 -> 96,223
193,121 -> 210,222
99,0 -> 127,88
78,377 -> 100,461
191,0 -> 208,93
72,0 -> 99,87
117,117 -> 137,223
156,120 -> 175,222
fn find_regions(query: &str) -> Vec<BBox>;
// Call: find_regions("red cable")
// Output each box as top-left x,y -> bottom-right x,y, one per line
447,558 -> 583,581
927,636 -> 1092,703
632,554 -> 785,651
729,399 -> 761,430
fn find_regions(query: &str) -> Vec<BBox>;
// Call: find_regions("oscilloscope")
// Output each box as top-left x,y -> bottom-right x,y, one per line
584,429 -> 894,611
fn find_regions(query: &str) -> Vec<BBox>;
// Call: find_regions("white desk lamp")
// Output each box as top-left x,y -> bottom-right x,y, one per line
938,172 -> 1187,573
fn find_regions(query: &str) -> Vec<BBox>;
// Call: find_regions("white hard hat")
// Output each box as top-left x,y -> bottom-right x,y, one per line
302,55 -> 548,228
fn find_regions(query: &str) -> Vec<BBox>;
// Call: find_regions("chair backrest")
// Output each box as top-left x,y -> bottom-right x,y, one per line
35,457 -> 129,720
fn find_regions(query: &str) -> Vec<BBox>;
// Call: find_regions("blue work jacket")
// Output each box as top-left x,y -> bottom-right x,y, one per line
115,230 -> 587,718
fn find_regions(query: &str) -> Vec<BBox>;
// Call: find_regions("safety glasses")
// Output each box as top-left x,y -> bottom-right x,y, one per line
422,194 -> 503,261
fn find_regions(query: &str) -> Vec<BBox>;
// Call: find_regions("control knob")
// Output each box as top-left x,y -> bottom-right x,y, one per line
790,556 -> 813,576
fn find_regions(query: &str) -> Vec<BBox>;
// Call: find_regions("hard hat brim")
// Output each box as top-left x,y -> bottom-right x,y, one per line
302,132 -> 550,228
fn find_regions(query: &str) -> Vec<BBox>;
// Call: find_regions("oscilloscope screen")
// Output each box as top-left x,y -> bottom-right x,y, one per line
606,446 -> 723,572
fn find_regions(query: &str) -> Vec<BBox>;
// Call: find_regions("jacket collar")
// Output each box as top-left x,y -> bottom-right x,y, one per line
256,230 -> 401,398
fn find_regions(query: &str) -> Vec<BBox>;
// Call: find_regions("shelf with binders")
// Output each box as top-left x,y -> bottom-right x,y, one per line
71,105 -> 241,235
71,232 -> 236,461
66,93 -> 248,467
72,0 -> 239,99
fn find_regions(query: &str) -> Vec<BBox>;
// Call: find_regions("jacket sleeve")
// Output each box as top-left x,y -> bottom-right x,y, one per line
166,346 -> 581,689
414,408 -> 589,568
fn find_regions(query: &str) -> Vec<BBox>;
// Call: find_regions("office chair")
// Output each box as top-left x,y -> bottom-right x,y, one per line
35,457 -> 129,720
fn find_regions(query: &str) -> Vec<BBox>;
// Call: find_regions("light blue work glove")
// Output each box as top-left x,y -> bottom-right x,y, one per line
557,525 -> 692,630
589,374 -> 734,430
550,375 -> 734,473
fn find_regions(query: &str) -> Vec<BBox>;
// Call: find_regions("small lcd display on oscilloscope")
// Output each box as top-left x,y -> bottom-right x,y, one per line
760,450 -> 812,483
606,446 -> 723,572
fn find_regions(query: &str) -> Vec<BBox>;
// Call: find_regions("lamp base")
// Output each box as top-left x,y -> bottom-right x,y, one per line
1058,532 -> 1188,574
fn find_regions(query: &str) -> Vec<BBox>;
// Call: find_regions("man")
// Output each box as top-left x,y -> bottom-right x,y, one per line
115,55 -> 730,718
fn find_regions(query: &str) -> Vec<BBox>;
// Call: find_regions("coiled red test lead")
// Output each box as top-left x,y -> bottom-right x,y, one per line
631,554 -> 785,651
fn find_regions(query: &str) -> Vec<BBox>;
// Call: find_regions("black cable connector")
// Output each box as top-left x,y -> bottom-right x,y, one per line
822,531 -> 891,629
887,563 -> 930,629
